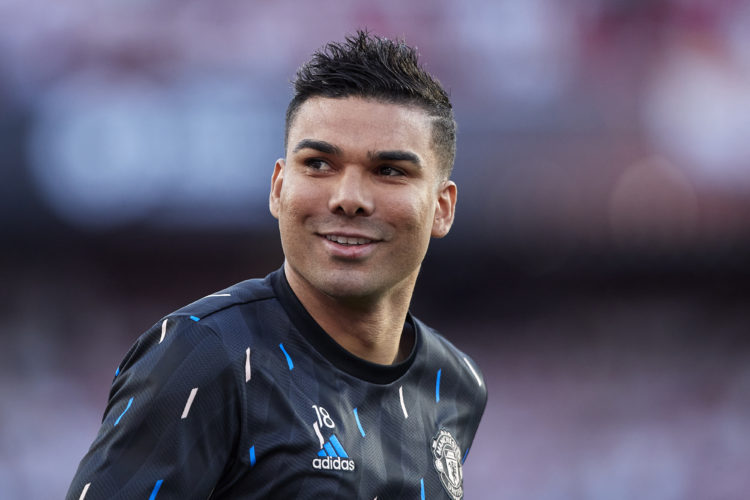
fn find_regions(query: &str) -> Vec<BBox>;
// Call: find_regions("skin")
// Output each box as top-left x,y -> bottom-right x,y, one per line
269,96 -> 457,365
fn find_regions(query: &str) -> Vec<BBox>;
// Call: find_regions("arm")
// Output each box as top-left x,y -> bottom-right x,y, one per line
66,318 -> 241,499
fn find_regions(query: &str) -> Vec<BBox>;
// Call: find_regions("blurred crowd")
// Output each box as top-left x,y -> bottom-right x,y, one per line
2,0 -> 749,246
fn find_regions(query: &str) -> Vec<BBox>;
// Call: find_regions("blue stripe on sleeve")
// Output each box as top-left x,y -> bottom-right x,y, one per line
114,397 -> 133,426
149,479 -> 163,500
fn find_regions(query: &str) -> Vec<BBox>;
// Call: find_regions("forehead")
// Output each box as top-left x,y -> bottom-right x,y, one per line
287,97 -> 435,158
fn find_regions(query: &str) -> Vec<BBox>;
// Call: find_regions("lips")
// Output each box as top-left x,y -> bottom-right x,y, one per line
319,231 -> 382,259
324,235 -> 374,246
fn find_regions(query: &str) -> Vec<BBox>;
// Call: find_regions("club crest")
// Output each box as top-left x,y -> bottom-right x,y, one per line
431,428 -> 463,499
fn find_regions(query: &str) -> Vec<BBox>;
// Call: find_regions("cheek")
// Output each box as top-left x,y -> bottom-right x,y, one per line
279,183 -> 317,220
389,195 -> 435,237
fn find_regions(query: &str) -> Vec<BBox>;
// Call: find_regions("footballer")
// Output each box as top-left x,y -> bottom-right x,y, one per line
67,30 -> 487,499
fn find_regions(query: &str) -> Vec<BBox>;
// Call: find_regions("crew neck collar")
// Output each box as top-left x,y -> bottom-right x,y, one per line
271,267 -> 419,384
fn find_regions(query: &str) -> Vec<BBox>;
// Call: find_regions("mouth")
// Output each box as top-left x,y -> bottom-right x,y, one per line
324,234 -> 375,246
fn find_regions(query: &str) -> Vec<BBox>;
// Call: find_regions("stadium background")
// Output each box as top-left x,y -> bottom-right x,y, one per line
2,1 -> 750,498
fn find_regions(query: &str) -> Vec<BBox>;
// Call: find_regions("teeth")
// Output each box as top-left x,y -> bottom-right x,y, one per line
325,235 -> 372,245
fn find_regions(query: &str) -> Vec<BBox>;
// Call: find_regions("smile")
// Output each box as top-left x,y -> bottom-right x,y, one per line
324,235 -> 374,246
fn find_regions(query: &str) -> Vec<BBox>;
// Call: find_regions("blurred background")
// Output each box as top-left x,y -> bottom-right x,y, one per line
2,0 -> 750,498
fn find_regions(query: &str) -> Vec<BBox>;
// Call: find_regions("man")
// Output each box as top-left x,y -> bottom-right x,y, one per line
67,30 -> 487,499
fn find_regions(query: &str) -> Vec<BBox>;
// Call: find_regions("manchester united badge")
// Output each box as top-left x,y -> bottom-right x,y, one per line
431,428 -> 463,499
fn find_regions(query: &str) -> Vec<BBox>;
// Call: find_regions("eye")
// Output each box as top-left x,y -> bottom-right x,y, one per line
378,165 -> 405,177
304,158 -> 332,171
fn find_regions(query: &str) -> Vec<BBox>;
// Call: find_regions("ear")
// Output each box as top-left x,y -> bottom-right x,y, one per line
431,180 -> 457,238
269,158 -> 285,219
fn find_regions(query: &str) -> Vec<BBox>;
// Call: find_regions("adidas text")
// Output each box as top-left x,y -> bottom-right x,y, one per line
312,456 -> 356,471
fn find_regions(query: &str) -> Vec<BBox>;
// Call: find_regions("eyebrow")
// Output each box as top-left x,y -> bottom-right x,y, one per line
369,150 -> 422,168
292,139 -> 341,155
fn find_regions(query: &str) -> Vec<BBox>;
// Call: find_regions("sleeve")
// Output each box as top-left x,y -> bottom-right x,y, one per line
461,354 -> 488,464
66,317 -> 243,500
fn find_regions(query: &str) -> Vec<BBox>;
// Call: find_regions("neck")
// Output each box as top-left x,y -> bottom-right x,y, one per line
284,263 -> 415,365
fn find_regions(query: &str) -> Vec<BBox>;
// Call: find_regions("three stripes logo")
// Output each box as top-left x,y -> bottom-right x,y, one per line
312,434 -> 356,472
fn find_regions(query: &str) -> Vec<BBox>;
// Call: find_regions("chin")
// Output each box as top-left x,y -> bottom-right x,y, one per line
317,269 -> 417,304
317,276 -> 380,300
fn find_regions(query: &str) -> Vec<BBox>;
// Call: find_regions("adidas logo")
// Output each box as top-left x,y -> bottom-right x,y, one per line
312,434 -> 356,472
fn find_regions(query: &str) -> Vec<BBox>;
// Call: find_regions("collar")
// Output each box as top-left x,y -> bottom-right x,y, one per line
271,267 -> 419,384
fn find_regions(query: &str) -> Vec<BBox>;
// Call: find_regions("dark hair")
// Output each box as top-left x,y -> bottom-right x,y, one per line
285,30 -> 456,177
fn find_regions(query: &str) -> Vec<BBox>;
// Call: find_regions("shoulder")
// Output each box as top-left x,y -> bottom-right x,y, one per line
161,270 -> 289,349
116,270 -> 286,386
105,272 -> 289,440
410,315 -> 488,457
169,272 -> 278,324
413,316 -> 488,402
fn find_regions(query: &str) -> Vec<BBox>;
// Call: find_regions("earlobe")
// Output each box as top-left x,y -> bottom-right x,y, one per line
431,180 -> 457,238
269,159 -> 285,219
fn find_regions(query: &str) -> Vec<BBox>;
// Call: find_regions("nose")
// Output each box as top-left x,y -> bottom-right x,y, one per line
328,167 -> 374,216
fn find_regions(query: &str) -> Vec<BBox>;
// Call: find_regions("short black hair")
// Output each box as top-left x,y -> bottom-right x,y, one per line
285,30 -> 456,178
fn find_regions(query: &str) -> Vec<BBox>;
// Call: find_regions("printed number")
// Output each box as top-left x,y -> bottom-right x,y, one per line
312,405 -> 335,429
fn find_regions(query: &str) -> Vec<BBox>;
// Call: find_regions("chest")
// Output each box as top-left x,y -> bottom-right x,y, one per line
214,356 -> 467,499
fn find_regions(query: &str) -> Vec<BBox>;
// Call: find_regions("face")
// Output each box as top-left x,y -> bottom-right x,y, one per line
270,96 -> 457,303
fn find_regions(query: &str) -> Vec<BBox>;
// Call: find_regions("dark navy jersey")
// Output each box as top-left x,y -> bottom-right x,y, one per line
67,268 -> 487,499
